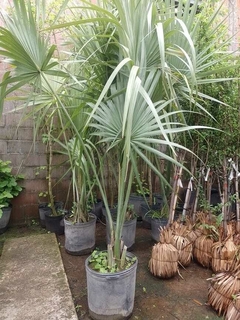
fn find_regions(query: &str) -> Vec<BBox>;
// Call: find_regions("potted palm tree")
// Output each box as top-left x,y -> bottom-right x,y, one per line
58,136 -> 98,255
0,0 -> 69,234
0,1 -> 237,319
51,0 -> 237,319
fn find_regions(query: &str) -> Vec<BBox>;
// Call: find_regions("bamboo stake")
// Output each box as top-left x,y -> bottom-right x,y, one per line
168,165 -> 183,225
182,177 -> 194,220
235,157 -> 240,232
222,157 -> 228,238
193,168 -> 202,222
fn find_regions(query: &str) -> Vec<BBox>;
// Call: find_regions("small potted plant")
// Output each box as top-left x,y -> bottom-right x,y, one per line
37,123 -> 65,235
60,137 -> 97,255
0,160 -> 24,233
149,204 -> 169,242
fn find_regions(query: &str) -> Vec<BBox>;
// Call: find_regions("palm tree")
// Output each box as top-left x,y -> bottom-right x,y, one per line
54,0 -> 236,261
0,0 -> 237,262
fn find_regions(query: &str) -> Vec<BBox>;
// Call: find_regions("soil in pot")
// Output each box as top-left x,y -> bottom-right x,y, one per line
64,213 -> 97,255
85,252 -> 138,320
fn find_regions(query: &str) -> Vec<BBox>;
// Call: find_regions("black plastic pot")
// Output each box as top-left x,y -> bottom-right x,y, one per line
38,201 -> 63,228
92,199 -> 103,221
45,213 -> 64,235
101,206 -> 117,224
85,252 -> 138,319
128,194 -> 149,220
140,203 -> 163,229
150,218 -> 168,242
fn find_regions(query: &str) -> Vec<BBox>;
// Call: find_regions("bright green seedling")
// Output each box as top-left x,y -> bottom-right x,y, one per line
89,250 -> 137,273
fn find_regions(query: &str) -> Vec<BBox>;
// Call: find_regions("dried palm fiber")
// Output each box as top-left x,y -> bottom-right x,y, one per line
208,255 -> 240,315
193,211 -> 220,268
185,216 -> 202,244
233,232 -> 240,246
193,234 -> 214,268
149,227 -> 179,278
225,293 -> 240,320
170,221 -> 193,267
211,224 -> 237,273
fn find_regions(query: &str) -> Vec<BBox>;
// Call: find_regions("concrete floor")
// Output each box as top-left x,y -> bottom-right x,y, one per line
0,233 -> 78,320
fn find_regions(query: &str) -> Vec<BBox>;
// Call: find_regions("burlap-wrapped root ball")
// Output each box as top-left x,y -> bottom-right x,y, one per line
193,235 -> 214,268
208,259 -> 240,315
211,237 -> 236,273
225,293 -> 240,320
170,221 -> 193,267
149,228 -> 179,279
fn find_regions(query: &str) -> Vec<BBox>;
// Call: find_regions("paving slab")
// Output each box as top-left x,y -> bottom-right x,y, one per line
0,233 -> 78,320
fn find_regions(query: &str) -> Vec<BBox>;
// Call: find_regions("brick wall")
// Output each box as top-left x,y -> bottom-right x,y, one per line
0,98 -> 71,225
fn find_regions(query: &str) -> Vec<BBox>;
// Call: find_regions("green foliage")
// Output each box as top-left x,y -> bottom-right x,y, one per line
149,203 -> 169,219
0,160 -> 24,217
89,250 -> 137,273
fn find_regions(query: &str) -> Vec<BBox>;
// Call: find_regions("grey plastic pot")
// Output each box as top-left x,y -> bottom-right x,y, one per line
85,252 -> 138,320
64,213 -> 97,255
0,207 -> 12,234
106,217 -> 137,250
150,218 -> 168,242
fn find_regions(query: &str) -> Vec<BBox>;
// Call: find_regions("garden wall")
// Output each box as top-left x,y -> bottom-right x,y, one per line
0,97 -> 71,225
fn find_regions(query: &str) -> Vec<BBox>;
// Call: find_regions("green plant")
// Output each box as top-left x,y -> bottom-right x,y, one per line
0,160 -> 24,217
0,0 -> 238,270
132,174 -> 150,197
149,203 -> 169,220
88,249 -> 137,273
50,0 -> 238,266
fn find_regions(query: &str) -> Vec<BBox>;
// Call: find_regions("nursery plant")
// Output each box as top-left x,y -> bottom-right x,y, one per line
52,0 -> 238,318
0,0 -> 239,318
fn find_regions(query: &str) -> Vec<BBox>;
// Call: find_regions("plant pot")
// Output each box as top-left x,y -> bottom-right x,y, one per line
106,217 -> 137,250
85,252 -> 138,320
92,199 -> 103,221
141,203 -> 163,229
38,201 -> 63,228
0,207 -> 12,234
45,213 -> 64,235
101,206 -> 117,224
128,194 -> 149,220
64,213 -> 97,255
150,218 -> 168,242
